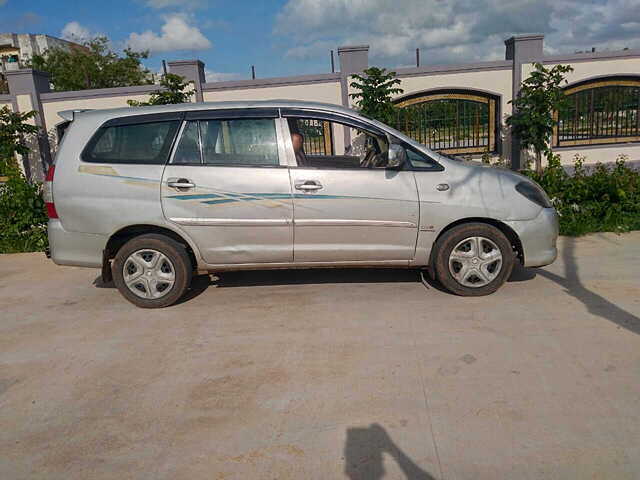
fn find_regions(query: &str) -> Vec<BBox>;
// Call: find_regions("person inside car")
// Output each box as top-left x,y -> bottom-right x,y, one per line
291,132 -> 308,166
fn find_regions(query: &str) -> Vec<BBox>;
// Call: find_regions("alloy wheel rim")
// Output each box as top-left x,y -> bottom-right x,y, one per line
123,249 -> 176,299
448,236 -> 503,288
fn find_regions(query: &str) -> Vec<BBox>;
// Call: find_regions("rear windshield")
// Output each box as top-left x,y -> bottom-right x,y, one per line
82,120 -> 180,164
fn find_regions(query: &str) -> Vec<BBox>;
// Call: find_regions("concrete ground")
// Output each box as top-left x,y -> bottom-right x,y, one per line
1,232 -> 639,480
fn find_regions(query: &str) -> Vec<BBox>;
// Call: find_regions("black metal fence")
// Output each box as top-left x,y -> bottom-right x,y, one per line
392,96 -> 495,154
557,84 -> 640,146
292,93 -> 499,156
297,118 -> 333,155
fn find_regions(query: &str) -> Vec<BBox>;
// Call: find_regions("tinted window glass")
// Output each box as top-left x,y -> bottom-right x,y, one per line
173,121 -> 201,164
83,120 -> 179,164
201,119 -> 279,166
405,146 -> 441,170
170,118 -> 280,166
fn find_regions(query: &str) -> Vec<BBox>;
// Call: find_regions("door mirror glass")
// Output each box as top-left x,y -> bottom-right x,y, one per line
387,144 -> 407,168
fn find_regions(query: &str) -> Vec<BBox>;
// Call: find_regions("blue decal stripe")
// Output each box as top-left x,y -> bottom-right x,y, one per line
164,191 -> 405,204
88,172 -> 160,183
244,193 -> 292,197
292,194 -> 350,200
202,198 -> 243,205
169,193 -> 222,200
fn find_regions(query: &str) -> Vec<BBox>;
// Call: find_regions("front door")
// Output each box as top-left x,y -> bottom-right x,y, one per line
161,110 -> 293,265
283,111 -> 419,263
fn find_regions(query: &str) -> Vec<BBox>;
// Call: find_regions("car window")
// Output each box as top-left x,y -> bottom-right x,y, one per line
173,121 -> 201,164
405,146 -> 442,170
83,120 -> 180,164
172,118 -> 280,166
287,117 -> 390,169
204,118 -> 279,166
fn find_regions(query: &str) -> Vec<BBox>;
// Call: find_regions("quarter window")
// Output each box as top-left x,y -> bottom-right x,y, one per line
172,118 -> 280,166
83,120 -> 180,164
405,146 -> 442,170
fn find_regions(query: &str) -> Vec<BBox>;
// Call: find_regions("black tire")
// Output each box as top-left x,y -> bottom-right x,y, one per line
433,223 -> 515,296
112,234 -> 193,308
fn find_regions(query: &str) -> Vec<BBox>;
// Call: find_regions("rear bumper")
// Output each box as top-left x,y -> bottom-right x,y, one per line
505,208 -> 559,267
47,220 -> 107,268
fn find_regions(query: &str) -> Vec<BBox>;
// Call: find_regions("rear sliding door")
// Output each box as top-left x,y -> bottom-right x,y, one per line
161,109 -> 293,265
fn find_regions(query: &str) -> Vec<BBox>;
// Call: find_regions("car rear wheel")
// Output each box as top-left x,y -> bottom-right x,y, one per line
112,234 -> 192,308
433,223 -> 515,296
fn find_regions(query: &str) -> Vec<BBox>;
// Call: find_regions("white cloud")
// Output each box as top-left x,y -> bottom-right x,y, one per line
204,70 -> 242,83
145,0 -> 206,8
61,21 -> 93,43
275,0 -> 640,66
127,14 -> 212,54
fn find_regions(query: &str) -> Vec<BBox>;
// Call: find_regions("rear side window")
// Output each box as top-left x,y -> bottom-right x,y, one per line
56,121 -> 71,145
83,120 -> 180,164
172,118 -> 279,166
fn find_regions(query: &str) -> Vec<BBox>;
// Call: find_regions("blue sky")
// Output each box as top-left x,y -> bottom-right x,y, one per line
1,0 -> 310,81
1,0 -> 639,82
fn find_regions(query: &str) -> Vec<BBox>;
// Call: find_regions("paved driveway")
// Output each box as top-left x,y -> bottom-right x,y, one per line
1,232 -> 639,479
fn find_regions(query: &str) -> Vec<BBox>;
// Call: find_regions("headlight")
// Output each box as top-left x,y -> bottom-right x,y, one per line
515,181 -> 552,208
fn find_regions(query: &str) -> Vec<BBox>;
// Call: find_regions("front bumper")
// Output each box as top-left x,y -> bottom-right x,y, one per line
505,208 -> 559,267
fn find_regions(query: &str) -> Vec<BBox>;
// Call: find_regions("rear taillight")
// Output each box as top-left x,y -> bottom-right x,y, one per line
44,165 -> 58,219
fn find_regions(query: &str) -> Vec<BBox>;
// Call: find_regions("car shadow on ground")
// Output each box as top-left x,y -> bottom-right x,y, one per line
206,262 -> 534,287
172,263 -> 537,304
94,263 -> 537,305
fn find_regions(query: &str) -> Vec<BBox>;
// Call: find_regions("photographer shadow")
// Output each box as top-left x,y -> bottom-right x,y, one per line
345,423 -> 436,480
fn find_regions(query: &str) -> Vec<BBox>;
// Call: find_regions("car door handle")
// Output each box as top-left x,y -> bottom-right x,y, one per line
295,180 -> 323,191
167,178 -> 196,189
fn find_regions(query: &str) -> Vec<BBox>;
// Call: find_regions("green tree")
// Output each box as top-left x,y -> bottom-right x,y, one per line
0,106 -> 39,175
0,106 -> 47,253
30,36 -> 151,91
349,67 -> 403,125
507,62 -> 573,173
127,73 -> 194,106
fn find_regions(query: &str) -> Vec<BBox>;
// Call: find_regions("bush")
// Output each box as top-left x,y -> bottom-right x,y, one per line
524,154 -> 640,236
0,106 -> 48,253
0,167 -> 48,253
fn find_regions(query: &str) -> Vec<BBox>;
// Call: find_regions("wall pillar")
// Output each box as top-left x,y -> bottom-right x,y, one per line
337,45 -> 369,147
505,34 -> 544,170
6,69 -> 51,180
168,60 -> 206,102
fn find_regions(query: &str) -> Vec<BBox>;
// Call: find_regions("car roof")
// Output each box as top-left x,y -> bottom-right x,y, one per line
62,100 -> 364,122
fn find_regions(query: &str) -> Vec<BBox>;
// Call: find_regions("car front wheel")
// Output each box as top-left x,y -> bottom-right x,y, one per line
433,223 -> 515,296
112,234 -> 193,308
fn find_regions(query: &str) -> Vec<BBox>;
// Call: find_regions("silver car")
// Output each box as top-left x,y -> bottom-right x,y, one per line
45,100 -> 558,308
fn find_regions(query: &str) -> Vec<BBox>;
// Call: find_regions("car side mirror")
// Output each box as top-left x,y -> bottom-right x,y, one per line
387,144 -> 407,168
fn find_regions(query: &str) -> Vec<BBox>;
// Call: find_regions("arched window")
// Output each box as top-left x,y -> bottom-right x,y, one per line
555,77 -> 640,147
393,89 -> 499,154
